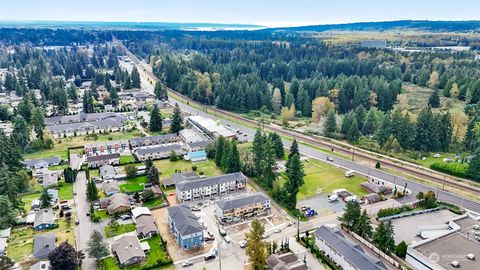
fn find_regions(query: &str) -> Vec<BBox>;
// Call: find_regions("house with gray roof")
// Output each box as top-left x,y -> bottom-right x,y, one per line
215,193 -> 270,223
47,189 -> 58,204
315,225 -> 388,270
46,113 -> 127,138
100,165 -> 116,180
267,252 -> 307,270
41,172 -> 59,188
106,193 -> 131,214
129,134 -> 180,148
102,181 -> 120,196
86,153 -> 120,168
167,205 -> 204,250
111,235 -> 146,266
34,208 -> 56,230
133,144 -> 185,161
176,172 -> 247,202
33,233 -> 56,259
23,156 -> 61,169
135,215 -> 159,238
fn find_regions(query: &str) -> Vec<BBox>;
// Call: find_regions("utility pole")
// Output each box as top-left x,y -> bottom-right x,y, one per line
296,216 -> 300,240
351,147 -> 355,161
218,243 -> 222,270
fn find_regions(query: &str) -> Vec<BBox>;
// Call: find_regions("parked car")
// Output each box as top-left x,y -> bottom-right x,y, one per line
182,260 -> 193,267
328,194 -> 339,202
86,211 -> 90,216
305,209 -> 318,217
219,228 -> 227,237
344,170 -> 354,178
119,214 -> 131,220
274,228 -> 282,233
224,235 -> 231,243
240,240 -> 248,248
204,253 -> 216,261
191,206 -> 201,211
300,205 -> 311,211
75,219 -> 79,225
61,204 -> 72,210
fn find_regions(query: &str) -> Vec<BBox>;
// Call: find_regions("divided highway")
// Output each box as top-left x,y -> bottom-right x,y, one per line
117,40 -> 480,214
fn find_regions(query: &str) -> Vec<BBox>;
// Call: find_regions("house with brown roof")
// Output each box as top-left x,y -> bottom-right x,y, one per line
106,193 -> 131,214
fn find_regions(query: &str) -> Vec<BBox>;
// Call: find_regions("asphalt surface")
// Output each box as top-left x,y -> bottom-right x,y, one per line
74,170 -> 106,270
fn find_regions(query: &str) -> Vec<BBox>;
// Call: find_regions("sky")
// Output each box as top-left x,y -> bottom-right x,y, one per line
0,0 -> 479,27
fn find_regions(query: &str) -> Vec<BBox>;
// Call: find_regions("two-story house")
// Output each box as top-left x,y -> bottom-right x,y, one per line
167,205 -> 204,250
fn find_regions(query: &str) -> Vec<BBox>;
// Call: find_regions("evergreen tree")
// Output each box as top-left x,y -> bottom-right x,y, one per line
283,153 -> 304,209
170,103 -> 183,134
0,196 -> 15,230
16,98 -> 33,123
86,179 -> 98,202
414,107 -> 437,151
354,210 -> 373,239
428,89 -> 440,108
245,219 -> 268,270
88,230 -> 109,261
32,107 -> 45,141
467,150 -> 480,181
154,81 -> 168,100
40,188 -> 52,208
149,105 -> 163,132
123,74 -> 131,89
437,112 -> 452,151
252,130 -> 265,176
297,86 -> 311,117
324,109 -> 337,137
362,108 -> 378,135
131,67 -> 141,89
109,87 -> 119,107
373,221 -> 396,254
354,104 -> 366,129
82,90 -> 94,113
340,113 -> 354,136
261,139 -> 277,189
67,84 -> 78,102
346,118 -> 360,142
338,201 -> 361,230
215,136 -> 227,167
12,115 -> 30,150
269,133 -> 284,159
376,113 -> 392,146
225,141 -> 241,173
147,165 -> 160,185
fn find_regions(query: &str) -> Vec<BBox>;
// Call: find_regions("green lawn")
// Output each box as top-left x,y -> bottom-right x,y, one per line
104,223 -> 136,238
154,158 -> 222,179
89,168 -> 100,178
49,163 -> 69,171
94,210 -> 110,222
120,155 -> 136,164
120,175 -> 149,193
142,197 -> 165,208
58,182 -> 74,200
20,192 -> 40,212
98,257 -> 120,270
279,159 -> 368,201
413,152 -> 457,168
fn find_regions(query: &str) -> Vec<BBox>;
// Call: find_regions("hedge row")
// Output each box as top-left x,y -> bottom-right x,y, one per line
430,162 -> 469,179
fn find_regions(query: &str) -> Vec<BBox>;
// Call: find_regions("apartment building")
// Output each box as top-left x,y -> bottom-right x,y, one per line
214,193 -> 270,222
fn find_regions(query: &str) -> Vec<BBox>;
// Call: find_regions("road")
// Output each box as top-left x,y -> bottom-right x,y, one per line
74,170 -> 105,270
117,44 -> 480,214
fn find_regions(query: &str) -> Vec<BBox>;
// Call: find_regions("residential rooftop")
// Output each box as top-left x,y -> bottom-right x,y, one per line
215,193 -> 269,211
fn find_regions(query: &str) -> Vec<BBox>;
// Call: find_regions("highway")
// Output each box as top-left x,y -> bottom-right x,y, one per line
116,40 -> 480,214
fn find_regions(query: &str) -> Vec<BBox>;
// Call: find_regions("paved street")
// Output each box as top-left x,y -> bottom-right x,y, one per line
74,171 -> 104,270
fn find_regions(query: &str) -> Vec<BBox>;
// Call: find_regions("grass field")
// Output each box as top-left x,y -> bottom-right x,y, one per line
119,155 -> 136,164
94,210 -> 110,222
279,159 -> 368,201
154,159 -> 222,179
143,197 -> 165,208
120,175 -> 149,193
20,192 -> 40,212
58,182 -> 74,200
104,223 -> 136,238
48,163 -> 69,171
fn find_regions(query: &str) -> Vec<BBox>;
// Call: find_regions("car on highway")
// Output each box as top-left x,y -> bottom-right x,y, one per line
75,219 -> 79,225
262,233 -> 271,239
326,156 -> 334,162
182,260 -> 193,267
274,228 -> 282,233
219,227 -> 227,237
204,253 -> 216,261
224,235 -> 231,243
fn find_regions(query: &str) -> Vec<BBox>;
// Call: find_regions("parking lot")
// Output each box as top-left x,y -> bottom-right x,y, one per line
297,193 -> 346,217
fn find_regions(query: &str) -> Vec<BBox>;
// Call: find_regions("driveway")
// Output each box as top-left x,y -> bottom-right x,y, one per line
70,153 -> 84,170
74,171 -> 105,269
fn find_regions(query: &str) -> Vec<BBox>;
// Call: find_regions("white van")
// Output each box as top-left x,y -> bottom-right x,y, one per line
328,194 -> 339,202
344,170 -> 354,178
345,195 -> 358,202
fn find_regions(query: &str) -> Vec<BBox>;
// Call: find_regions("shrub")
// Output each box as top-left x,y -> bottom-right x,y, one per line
395,241 -> 408,257
377,205 -> 413,218
430,162 -> 469,178
191,165 -> 197,171
375,161 -> 381,169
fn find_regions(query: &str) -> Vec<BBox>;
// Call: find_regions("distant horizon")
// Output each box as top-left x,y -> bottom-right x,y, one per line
2,19 -> 480,30
1,0 -> 479,28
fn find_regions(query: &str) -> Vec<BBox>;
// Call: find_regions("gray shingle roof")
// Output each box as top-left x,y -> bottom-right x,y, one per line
100,165 -> 116,179
167,205 -> 203,236
23,156 -> 61,168
215,193 -> 269,211
135,215 -> 158,236
102,181 -> 120,194
129,133 -> 179,147
33,233 -> 56,259
45,112 -> 126,125
135,144 -> 182,156
46,116 -> 126,134
86,153 -> 120,162
111,235 -> 145,265
176,172 -> 247,192
34,208 -> 56,228
315,226 -> 387,270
